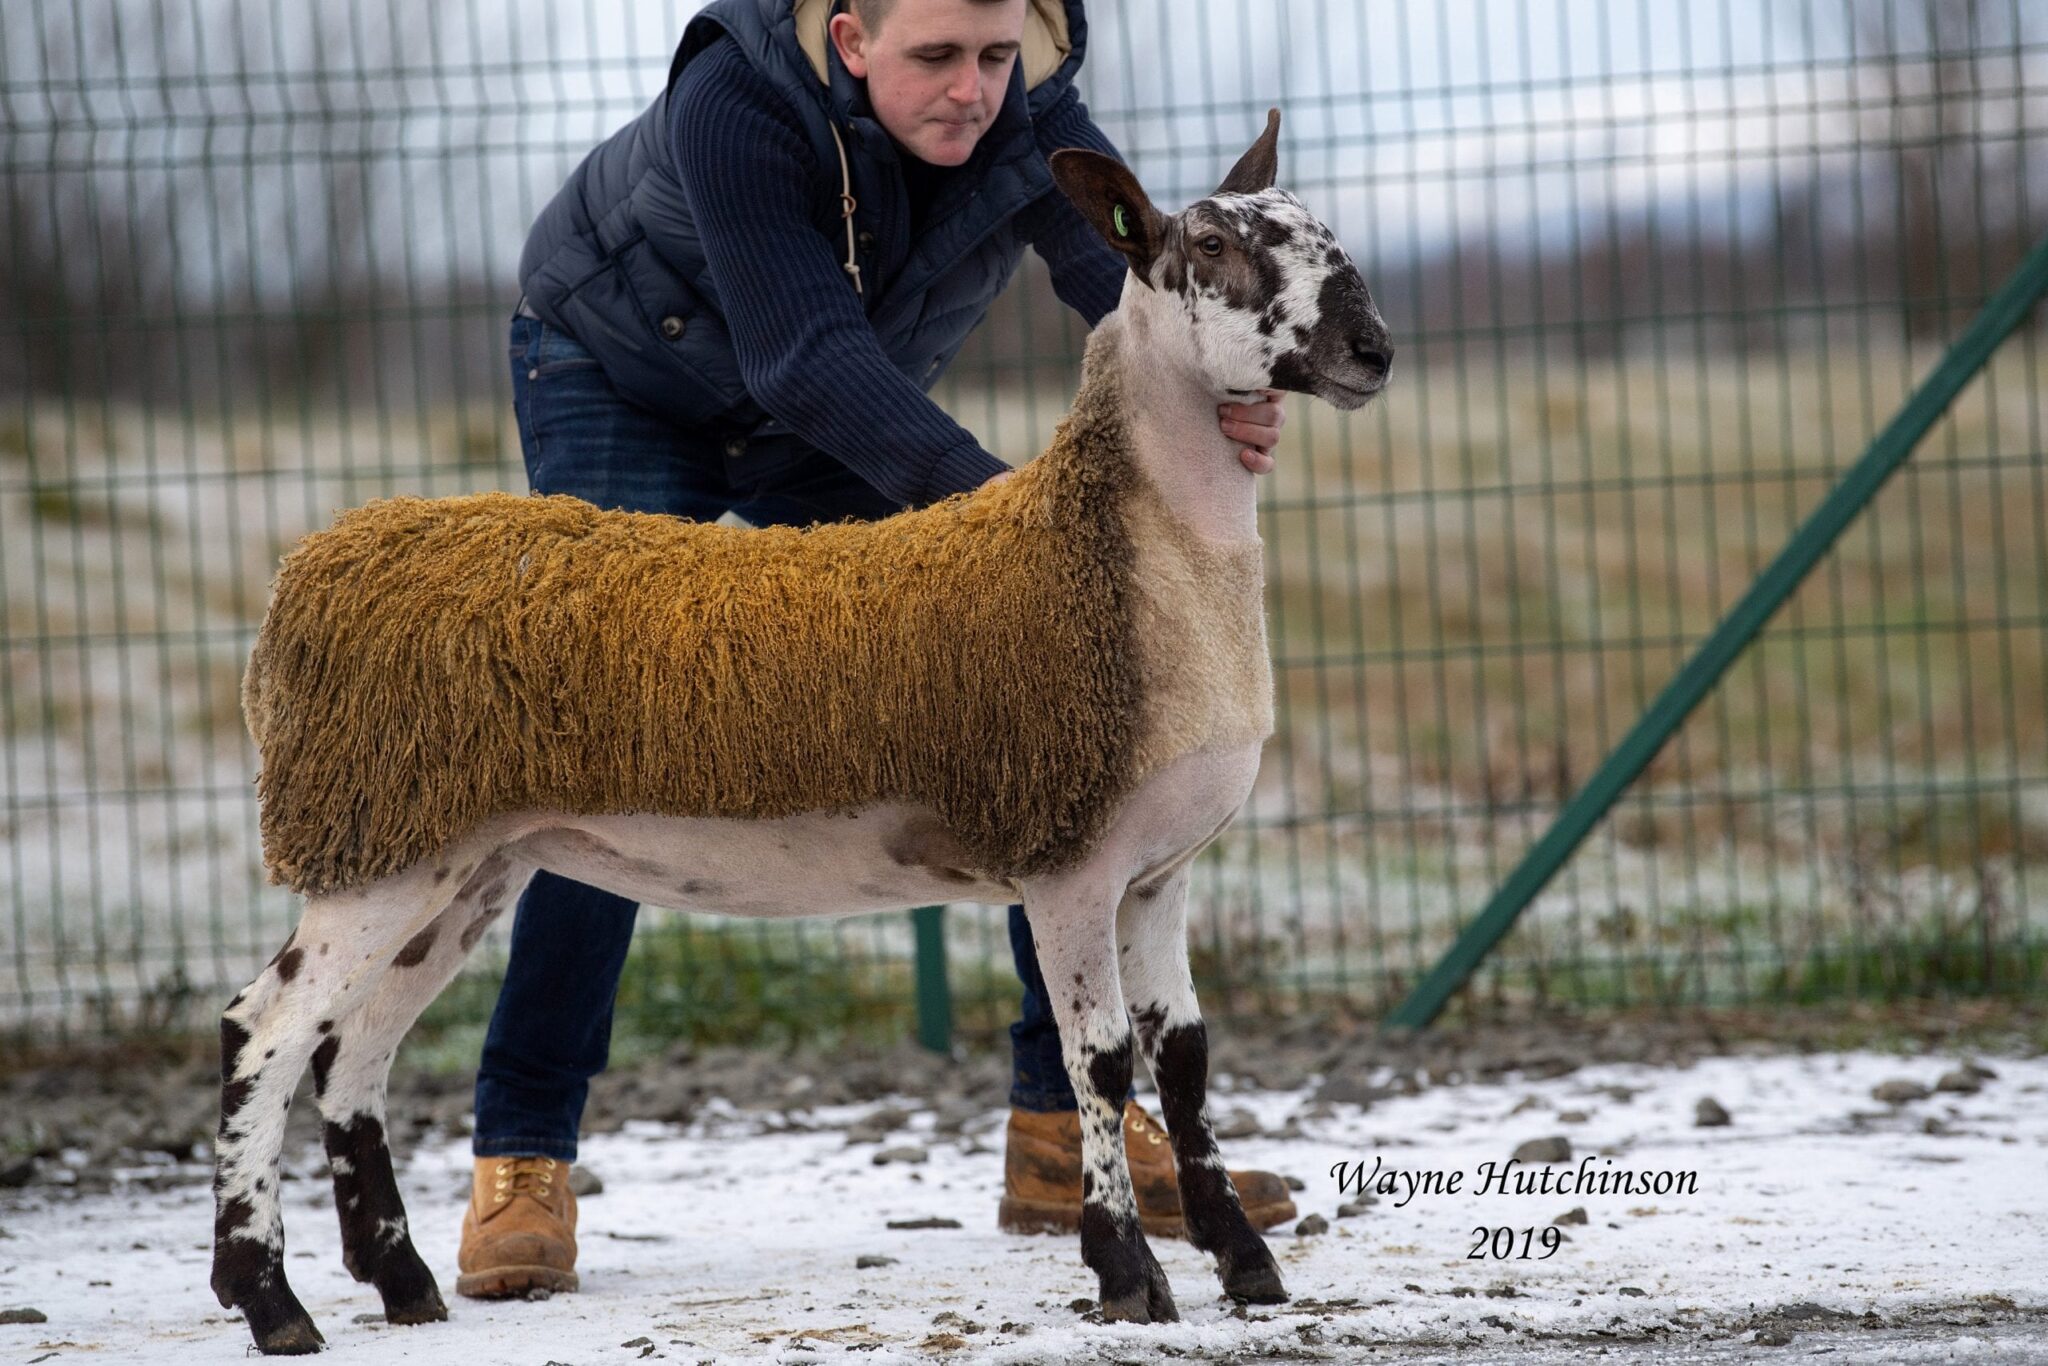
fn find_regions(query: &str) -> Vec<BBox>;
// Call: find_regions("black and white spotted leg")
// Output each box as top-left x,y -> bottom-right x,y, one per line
1021,877 -> 1177,1324
1119,865 -> 1287,1305
212,855 -> 475,1355
210,933 -> 326,1353
314,853 -> 533,1327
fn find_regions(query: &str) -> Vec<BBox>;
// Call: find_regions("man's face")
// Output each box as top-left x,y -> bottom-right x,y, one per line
829,0 -> 1027,166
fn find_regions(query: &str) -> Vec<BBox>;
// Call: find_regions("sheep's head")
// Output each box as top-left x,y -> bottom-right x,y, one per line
1049,109 -> 1391,410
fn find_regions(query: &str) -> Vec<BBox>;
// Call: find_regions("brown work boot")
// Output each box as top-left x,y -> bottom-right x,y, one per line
456,1155 -> 580,1298
997,1099 -> 1296,1239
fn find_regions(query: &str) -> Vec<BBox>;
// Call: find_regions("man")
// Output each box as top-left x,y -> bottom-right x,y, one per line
460,0 -> 1295,1298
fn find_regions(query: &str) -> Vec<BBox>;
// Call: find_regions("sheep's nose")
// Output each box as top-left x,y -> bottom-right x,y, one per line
1351,337 -> 1393,381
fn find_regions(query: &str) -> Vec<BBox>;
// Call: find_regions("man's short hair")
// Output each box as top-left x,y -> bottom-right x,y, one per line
851,0 -> 1013,35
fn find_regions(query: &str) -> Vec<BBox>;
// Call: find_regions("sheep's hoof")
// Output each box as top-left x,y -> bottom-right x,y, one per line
1218,1240 -> 1288,1304
1100,1250 -> 1179,1324
381,1281 -> 448,1326
375,1248 -> 448,1325
385,1299 -> 448,1326
242,1290 -> 326,1355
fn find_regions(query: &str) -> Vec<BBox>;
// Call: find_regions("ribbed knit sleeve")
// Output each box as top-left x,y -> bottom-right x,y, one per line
671,40 -> 1009,507
1019,84 -> 1130,327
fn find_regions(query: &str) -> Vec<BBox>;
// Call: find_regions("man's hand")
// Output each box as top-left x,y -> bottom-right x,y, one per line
1221,390 -> 1286,474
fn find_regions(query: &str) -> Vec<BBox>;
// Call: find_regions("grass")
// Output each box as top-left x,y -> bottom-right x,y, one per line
1251,344 -> 2048,813
404,916 -> 1024,1065
1479,939 -> 2048,1012
221,929 -> 2048,1072
5,337 -> 2047,1042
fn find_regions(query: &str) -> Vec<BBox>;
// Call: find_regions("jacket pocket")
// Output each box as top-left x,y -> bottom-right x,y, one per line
551,253 -> 743,431
614,235 -> 752,412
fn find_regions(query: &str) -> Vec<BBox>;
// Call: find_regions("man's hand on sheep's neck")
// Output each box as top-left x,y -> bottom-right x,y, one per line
980,390 -> 1287,490
1218,389 -> 1286,474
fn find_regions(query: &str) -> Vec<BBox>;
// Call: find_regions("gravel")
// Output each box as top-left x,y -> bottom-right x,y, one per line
1210,1108 -> 1260,1140
1871,1079 -> 1931,1104
1512,1136 -> 1572,1164
8,1018 -> 2048,1366
6,1000 -> 2040,1205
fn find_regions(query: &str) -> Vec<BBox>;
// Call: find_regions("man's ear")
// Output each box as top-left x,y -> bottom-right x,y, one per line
1049,149 -> 1169,287
1214,107 -> 1281,196
828,9 -> 870,79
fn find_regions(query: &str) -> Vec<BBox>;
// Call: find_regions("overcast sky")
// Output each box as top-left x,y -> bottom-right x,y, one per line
5,0 -> 2043,298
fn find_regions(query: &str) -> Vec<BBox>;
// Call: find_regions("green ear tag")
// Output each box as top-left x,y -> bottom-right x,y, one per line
1112,204 -> 1130,239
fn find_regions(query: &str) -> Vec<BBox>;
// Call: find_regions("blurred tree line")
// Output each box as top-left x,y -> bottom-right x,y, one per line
3,0 -> 2042,406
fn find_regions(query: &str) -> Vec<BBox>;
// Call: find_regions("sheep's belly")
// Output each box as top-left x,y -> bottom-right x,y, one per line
501,800 -> 1023,917
488,744 -> 1263,918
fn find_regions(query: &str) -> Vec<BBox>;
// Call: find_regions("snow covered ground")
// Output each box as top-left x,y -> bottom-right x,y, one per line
5,1050 -> 2045,1363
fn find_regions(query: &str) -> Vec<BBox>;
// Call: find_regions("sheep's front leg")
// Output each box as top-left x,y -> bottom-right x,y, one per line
1021,880 -> 1176,1324
1120,867 -> 1286,1304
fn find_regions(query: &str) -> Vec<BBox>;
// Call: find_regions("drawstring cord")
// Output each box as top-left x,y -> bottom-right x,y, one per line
828,123 -> 863,297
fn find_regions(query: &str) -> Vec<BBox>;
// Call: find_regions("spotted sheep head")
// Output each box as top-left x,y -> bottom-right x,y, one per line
1050,109 -> 1393,410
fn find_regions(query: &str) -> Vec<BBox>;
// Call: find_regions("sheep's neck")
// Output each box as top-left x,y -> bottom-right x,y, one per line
1108,310 -> 1263,545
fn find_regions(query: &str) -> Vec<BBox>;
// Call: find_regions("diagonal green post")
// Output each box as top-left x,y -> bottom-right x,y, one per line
911,905 -> 952,1052
1388,232 -> 2048,1030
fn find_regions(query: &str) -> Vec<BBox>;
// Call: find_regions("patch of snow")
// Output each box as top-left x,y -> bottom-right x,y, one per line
2,1050 -> 2043,1362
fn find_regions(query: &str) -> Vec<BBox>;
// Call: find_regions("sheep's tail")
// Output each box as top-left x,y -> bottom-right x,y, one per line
241,601 -> 277,753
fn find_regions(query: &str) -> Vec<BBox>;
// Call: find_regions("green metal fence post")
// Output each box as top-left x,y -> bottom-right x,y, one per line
1387,232 -> 2048,1031
911,905 -> 952,1052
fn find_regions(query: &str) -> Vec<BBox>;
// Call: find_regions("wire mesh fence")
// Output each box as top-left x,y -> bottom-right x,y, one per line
3,0 -> 2045,1045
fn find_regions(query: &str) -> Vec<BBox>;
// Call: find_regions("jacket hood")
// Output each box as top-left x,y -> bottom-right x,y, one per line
678,0 -> 1087,114
791,0 -> 1075,91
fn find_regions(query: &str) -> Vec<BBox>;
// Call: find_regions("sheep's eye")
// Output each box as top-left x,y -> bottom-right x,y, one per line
1198,235 -> 1225,256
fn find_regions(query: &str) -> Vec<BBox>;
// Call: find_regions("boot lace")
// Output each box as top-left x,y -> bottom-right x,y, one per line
491,1156 -> 559,1205
1125,1104 -> 1166,1146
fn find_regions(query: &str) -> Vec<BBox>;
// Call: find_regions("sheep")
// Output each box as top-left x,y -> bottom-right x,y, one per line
210,108 -> 1393,1355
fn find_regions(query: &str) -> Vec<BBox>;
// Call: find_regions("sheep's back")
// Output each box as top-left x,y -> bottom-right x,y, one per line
246,480 -> 1141,897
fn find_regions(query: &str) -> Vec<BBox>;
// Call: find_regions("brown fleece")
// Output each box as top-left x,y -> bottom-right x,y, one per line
246,332 -> 1167,898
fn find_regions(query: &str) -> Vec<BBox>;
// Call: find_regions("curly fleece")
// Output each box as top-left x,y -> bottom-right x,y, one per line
246,341 -> 1187,898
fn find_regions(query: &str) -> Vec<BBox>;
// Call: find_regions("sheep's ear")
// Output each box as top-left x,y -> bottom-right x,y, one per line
1215,107 -> 1281,195
1049,149 -> 1167,286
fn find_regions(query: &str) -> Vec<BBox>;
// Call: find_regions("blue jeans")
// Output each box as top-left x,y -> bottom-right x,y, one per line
474,315 -> 1090,1160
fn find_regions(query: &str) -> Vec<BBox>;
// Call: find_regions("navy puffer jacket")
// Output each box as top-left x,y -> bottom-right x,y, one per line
516,0 -> 1122,503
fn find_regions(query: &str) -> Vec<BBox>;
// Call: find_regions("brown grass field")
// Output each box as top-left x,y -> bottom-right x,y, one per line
3,335 -> 2044,1031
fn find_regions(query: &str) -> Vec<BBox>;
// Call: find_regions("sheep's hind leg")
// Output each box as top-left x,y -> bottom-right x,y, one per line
212,862 -> 466,1355
1119,867 -> 1286,1304
210,934 -> 326,1353
1022,875 -> 1177,1324
314,852 -> 533,1326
